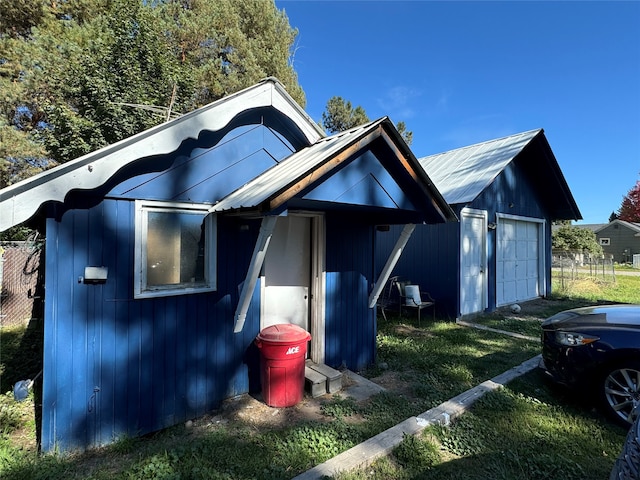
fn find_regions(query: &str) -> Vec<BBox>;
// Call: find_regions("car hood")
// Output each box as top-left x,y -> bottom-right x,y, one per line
541,304 -> 640,330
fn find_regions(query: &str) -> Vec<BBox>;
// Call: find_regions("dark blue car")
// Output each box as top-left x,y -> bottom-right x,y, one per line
541,304 -> 640,426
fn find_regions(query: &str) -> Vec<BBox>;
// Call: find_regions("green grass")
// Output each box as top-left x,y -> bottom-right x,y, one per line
469,273 -> 640,338
332,273 -> 640,480
0,320 -> 542,480
1,273 -> 637,479
335,370 -> 626,480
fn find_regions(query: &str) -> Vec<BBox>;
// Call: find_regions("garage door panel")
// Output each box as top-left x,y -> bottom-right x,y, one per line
497,218 -> 541,306
526,259 -> 537,275
516,240 -> 528,259
502,260 -> 517,280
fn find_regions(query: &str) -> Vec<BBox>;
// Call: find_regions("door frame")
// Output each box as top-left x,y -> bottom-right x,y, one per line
308,213 -> 326,364
259,211 -> 326,363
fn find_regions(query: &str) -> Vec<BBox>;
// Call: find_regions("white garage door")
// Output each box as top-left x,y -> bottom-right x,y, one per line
496,218 -> 541,306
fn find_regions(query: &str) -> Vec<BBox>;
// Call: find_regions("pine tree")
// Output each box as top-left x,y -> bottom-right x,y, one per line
0,0 -> 304,185
321,96 -> 413,145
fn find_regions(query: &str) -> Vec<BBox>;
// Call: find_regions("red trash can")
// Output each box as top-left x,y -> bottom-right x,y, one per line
255,324 -> 311,407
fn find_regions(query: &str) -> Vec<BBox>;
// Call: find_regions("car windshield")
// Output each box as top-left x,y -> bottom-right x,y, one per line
601,308 -> 640,325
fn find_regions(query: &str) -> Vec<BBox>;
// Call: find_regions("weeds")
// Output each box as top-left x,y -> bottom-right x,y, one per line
1,273 -> 637,479
0,392 -> 24,433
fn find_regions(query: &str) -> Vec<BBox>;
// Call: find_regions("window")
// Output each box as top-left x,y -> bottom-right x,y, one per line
135,200 -> 216,298
599,238 -> 610,246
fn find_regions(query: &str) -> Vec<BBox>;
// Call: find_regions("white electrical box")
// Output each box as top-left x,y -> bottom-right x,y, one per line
84,266 -> 108,283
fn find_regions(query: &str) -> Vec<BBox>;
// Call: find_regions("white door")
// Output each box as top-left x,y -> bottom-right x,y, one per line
261,216 -> 311,331
460,211 -> 487,315
496,218 -> 541,305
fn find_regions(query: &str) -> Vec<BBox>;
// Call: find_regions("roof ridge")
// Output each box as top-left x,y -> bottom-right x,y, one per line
419,128 -> 542,160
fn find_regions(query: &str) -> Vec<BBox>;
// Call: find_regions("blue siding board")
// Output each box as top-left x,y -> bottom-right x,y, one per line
324,215 -> 375,371
183,295 -> 196,417
165,297 -> 178,429
470,162 -> 545,220
304,152 -> 415,210
121,301 -> 136,436
111,125 -> 294,203
74,209 -> 93,450
43,183 -> 377,450
195,298 -> 209,416
376,221 -> 461,319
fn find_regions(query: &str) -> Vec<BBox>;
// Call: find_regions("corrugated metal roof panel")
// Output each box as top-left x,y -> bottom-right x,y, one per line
419,129 -> 541,205
210,117 -> 457,225
210,119 -> 384,213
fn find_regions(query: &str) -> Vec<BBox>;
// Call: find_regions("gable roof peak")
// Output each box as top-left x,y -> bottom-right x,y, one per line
0,79 -> 324,232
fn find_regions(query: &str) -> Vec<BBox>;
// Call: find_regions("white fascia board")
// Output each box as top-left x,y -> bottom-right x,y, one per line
0,79 -> 324,232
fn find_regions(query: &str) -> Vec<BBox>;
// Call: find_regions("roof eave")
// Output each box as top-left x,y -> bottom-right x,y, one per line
210,118 -> 458,224
0,78 -> 324,233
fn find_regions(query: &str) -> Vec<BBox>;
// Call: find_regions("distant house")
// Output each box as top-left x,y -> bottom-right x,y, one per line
0,78 -> 456,452
376,129 -> 582,319
578,220 -> 640,263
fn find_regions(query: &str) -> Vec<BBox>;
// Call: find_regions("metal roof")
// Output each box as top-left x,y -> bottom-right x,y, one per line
0,78 -> 324,232
211,117 -> 457,223
210,120 -> 381,213
418,129 -> 542,205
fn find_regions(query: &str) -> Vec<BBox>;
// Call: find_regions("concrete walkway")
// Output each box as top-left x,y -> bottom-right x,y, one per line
293,354 -> 542,479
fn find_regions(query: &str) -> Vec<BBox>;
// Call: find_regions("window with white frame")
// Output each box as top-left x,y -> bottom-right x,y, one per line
599,238 -> 610,246
135,200 -> 216,298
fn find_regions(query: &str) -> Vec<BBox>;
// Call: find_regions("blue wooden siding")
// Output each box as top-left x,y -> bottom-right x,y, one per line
110,124 -> 294,203
43,208 -> 264,451
38,113 -> 434,451
324,215 -> 376,371
469,162 -> 546,221
375,221 -> 460,319
376,160 -> 553,319
303,151 -> 418,211
40,119 -> 293,452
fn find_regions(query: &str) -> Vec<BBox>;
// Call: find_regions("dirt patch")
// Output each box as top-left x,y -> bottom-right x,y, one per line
367,369 -> 416,400
393,324 -> 434,338
494,297 -> 562,316
186,374 -> 382,435
200,392 -> 328,430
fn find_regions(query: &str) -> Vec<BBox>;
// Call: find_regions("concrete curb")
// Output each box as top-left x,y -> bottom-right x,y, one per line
456,319 -> 539,342
292,354 -> 542,480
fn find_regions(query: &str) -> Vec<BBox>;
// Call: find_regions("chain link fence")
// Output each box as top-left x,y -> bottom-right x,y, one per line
0,240 -> 45,327
552,250 -> 616,288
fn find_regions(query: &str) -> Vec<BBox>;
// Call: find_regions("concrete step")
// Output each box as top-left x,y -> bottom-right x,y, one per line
304,360 -> 342,397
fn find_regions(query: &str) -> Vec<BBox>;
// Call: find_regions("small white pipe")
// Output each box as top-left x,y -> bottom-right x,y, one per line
233,216 -> 278,333
368,224 -> 415,308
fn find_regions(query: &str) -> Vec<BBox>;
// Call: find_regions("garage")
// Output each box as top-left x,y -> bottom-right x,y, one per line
496,216 -> 544,306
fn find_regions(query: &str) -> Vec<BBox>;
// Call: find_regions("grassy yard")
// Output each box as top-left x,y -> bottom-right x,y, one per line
1,273 -> 637,479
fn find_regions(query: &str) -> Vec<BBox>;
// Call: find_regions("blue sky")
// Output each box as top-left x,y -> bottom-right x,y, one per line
275,0 -> 640,225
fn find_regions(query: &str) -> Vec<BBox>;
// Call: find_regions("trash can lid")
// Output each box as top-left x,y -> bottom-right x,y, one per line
257,323 -> 311,343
